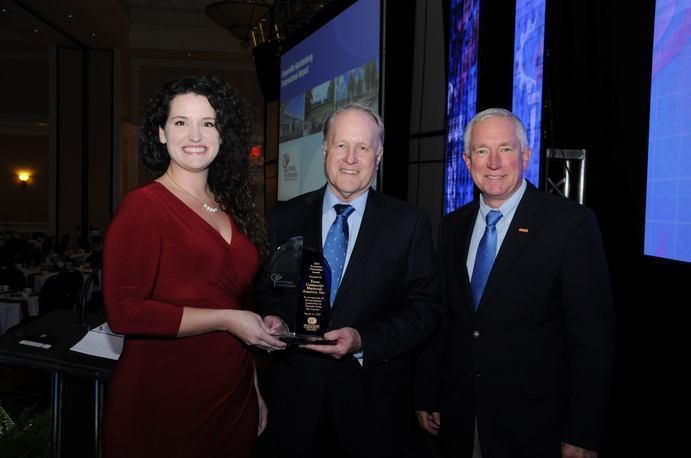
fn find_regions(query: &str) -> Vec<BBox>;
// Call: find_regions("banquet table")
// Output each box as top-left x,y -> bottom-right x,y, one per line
0,309 -> 115,457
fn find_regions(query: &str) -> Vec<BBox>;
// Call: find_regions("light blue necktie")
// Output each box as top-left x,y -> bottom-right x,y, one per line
323,204 -> 354,305
470,210 -> 503,309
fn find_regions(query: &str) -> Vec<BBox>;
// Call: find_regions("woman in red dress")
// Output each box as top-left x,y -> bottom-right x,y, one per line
103,75 -> 285,458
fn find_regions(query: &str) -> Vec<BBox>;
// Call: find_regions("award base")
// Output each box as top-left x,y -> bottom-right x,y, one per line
274,332 -> 337,345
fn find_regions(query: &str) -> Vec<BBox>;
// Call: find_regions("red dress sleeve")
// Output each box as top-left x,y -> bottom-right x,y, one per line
103,187 -> 183,336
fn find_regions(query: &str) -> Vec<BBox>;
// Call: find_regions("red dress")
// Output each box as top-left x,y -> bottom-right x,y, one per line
102,182 -> 259,458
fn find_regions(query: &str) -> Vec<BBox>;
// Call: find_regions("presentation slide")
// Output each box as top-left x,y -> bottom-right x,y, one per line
644,0 -> 691,263
278,0 -> 381,201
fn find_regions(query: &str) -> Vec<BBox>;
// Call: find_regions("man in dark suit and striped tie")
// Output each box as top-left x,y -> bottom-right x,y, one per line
259,104 -> 441,458
415,108 -> 616,458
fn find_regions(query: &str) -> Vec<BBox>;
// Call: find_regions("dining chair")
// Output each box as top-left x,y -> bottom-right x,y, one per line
38,269 -> 84,314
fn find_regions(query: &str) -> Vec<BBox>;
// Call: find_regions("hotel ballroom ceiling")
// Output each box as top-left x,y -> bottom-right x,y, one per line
0,0 -> 335,52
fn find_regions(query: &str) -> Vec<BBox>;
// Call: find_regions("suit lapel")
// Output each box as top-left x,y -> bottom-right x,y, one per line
453,203 -> 479,316
476,186 -> 541,313
332,190 -> 382,308
301,188 -> 325,253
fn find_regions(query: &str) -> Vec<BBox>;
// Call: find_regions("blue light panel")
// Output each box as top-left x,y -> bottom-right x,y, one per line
444,0 -> 480,214
512,0 -> 546,187
644,0 -> 691,263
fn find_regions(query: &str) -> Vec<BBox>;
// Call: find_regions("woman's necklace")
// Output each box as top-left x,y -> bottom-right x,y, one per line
165,171 -> 220,213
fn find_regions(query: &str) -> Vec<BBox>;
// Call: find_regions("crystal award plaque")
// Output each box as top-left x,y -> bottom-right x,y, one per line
262,237 -> 336,345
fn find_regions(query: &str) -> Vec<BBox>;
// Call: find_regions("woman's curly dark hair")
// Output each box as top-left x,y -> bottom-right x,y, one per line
140,74 -> 267,257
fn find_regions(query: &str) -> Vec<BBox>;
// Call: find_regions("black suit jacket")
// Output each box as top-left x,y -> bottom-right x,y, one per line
416,184 -> 616,457
260,187 -> 441,457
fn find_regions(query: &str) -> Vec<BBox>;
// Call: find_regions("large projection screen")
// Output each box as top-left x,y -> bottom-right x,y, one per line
277,0 -> 381,202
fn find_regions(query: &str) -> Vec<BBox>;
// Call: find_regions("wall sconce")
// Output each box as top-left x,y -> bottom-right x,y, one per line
17,170 -> 31,186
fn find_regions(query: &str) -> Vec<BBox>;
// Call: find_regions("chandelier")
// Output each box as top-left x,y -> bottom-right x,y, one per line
206,1 -> 271,47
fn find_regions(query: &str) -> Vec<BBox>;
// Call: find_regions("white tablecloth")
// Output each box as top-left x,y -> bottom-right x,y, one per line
0,295 -> 39,335
0,302 -> 21,335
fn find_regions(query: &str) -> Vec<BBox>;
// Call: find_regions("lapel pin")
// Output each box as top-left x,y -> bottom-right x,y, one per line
518,228 -> 529,233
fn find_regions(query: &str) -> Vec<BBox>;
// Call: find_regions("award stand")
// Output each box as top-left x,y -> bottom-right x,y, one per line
262,237 -> 336,345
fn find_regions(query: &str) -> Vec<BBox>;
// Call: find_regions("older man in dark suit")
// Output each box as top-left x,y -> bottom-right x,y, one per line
259,103 -> 441,458
415,108 -> 615,458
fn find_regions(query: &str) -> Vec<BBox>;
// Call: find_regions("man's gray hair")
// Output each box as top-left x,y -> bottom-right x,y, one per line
463,108 -> 529,155
322,103 -> 385,153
